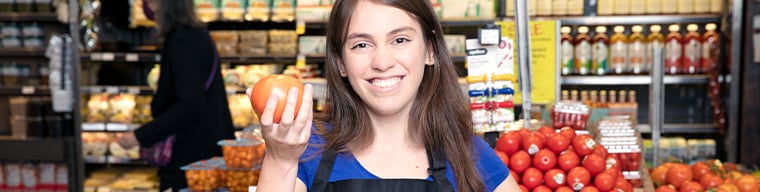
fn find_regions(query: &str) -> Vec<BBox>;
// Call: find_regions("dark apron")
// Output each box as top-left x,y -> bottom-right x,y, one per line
309,148 -> 455,192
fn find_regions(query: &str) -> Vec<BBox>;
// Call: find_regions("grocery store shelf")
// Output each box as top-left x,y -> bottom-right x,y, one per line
556,14 -> 721,25
221,53 -> 299,63
305,19 -> 494,29
81,52 -> 466,64
0,136 -> 69,161
0,86 -> 51,96
0,47 -> 48,57
637,123 -> 719,134
561,75 -> 710,85
82,123 -> 140,132
85,156 -> 146,165
0,13 -> 58,22
81,52 -> 161,62
81,86 -> 153,95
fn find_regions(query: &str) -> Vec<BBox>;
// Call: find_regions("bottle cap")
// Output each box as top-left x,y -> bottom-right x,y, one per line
561,26 -> 572,34
614,26 -> 624,33
706,23 -> 717,31
578,26 -> 589,33
687,24 -> 698,32
596,26 -> 607,33
669,24 -> 680,32
632,25 -> 643,33
651,25 -> 661,32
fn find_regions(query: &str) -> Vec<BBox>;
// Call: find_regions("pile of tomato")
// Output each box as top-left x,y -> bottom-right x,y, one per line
495,126 -> 635,192
651,160 -> 759,192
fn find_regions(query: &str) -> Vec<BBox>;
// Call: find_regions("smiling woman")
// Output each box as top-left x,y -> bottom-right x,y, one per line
253,0 -> 520,191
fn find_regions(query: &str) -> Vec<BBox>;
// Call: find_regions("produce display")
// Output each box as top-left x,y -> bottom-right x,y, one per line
182,155 -> 262,191
210,30 -> 298,56
84,168 -> 158,192
650,160 -> 759,192
218,140 -> 266,169
495,127 -> 635,191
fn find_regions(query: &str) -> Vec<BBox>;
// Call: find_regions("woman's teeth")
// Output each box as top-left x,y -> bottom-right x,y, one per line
370,77 -> 401,88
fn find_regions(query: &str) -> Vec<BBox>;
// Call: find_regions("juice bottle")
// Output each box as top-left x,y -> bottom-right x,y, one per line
665,24 -> 683,74
614,0 -> 630,15
694,0 -> 709,13
662,0 -> 678,14
589,90 -> 599,108
678,0 -> 694,14
646,0 -> 661,14
554,0 -> 568,15
581,90 -> 589,105
609,90 -> 617,104
628,90 -> 637,104
599,90 -> 609,108
598,0 -> 614,15
647,25 -> 665,74
575,26 -> 593,75
571,90 -> 579,101
701,23 -> 720,73
630,0 -> 646,15
618,90 -> 627,103
592,26 -> 609,75
562,90 -> 570,101
561,26 -> 575,75
610,26 -> 628,75
629,25 -> 646,74
683,24 -> 702,74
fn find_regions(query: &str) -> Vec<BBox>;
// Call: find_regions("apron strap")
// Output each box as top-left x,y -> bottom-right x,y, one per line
427,148 -> 455,192
311,149 -> 337,192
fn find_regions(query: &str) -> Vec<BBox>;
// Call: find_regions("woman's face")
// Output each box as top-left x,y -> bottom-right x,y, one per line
341,0 -> 434,117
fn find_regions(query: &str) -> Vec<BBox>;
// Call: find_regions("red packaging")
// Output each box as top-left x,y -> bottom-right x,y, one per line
552,101 -> 591,130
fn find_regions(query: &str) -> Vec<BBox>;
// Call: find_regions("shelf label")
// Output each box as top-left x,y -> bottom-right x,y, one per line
21,86 -> 35,95
106,123 -> 129,131
296,20 -> 306,35
497,20 -> 558,104
125,54 -> 139,62
91,53 -> 102,61
82,123 -> 106,131
106,86 -> 119,94
127,87 -> 140,95
102,52 -> 115,61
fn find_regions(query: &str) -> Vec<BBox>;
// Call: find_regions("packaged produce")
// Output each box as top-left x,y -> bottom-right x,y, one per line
239,30 -> 268,47
701,23 -> 719,73
694,0 -> 709,13
268,30 -> 297,44
491,101 -> 515,128
610,26 -> 627,75
683,24 -> 702,74
665,25 -> 683,75
224,167 -> 261,192
551,101 -> 591,130
560,26 -> 574,75
82,133 -> 111,157
271,0 -> 295,22
245,0 -> 270,21
629,26 -> 646,74
182,164 -> 221,191
108,93 -> 136,124
268,43 -> 298,55
85,93 -> 109,123
629,0 -> 645,14
575,26 -> 592,75
110,134 -> 140,159
299,36 -> 327,55
220,0 -> 244,21
133,95 -> 153,124
229,94 -> 257,128
196,0 -> 220,22
218,139 -> 266,169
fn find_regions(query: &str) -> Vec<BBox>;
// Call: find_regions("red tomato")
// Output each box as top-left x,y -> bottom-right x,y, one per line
603,166 -> 621,181
546,134 -> 570,155
556,186 -> 574,192
537,126 -> 556,138
656,185 -> 678,192
666,164 -> 693,188
625,157 -> 641,172
522,168 -> 543,190
616,177 -> 634,192
583,153 -> 606,176
518,185 -> 529,192
573,134 -> 596,156
593,146 -> 609,159
522,132 -> 545,155
691,162 -> 711,181
581,186 -> 600,192
509,151 -> 532,174
558,150 -> 581,172
251,75 -> 304,123
679,181 -> 705,192
494,150 -> 509,166
567,167 -> 592,191
606,156 -> 622,172
533,149 -> 557,172
594,172 -> 616,191
533,185 -> 552,192
699,173 -> 724,189
559,127 -> 577,142
518,128 -> 532,139
496,131 -> 522,156
544,169 -> 566,190
735,175 -> 760,192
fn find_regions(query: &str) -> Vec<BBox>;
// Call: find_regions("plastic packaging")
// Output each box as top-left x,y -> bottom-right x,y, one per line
575,26 -> 592,75
224,166 -> 261,192
665,25 -> 683,74
182,164 -> 221,191
561,26 -> 574,75
220,0 -> 245,21
610,26 -> 628,75
683,24 -> 702,74
245,0 -> 271,21
218,139 -> 266,169
551,101 -> 591,130
629,26 -> 646,74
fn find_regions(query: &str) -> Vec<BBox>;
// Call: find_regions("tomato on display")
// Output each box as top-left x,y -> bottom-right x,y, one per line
250,75 -> 304,123
521,167 -> 543,190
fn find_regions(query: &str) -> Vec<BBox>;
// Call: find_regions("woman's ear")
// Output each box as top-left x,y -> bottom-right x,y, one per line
425,46 -> 435,66
338,61 -> 348,77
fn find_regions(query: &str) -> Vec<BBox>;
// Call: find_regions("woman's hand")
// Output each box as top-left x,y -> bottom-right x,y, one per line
252,84 -> 314,163
117,131 -> 140,149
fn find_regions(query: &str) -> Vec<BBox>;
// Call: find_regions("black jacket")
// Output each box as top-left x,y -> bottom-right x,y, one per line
135,25 -> 234,176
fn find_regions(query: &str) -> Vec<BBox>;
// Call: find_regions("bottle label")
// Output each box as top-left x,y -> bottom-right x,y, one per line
646,41 -> 662,72
576,41 -> 592,75
702,37 -> 718,72
684,39 -> 701,74
592,41 -> 608,75
610,41 -> 628,74
665,39 -> 682,74
561,40 -> 575,75
629,40 -> 645,74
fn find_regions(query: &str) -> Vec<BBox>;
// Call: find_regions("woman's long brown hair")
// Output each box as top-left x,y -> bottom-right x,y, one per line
322,0 -> 484,191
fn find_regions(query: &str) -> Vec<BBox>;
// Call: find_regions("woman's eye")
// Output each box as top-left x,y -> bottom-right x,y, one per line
393,38 -> 410,44
351,43 -> 369,49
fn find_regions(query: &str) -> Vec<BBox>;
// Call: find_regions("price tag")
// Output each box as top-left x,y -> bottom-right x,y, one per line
91,53 -> 103,61
82,123 -> 106,131
106,86 -> 119,94
296,20 -> 306,35
127,87 -> 140,95
125,53 -> 139,62
21,86 -> 35,95
296,54 -> 306,68
102,52 -> 115,61
107,123 -> 129,131
478,24 -> 501,45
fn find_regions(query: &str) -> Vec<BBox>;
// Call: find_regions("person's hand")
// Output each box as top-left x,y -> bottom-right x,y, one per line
117,131 -> 140,149
250,84 -> 313,163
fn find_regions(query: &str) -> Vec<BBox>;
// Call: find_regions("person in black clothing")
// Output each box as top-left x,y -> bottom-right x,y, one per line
116,0 -> 234,190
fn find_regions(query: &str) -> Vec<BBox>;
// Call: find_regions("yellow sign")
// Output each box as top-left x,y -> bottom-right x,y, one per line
496,20 -> 558,104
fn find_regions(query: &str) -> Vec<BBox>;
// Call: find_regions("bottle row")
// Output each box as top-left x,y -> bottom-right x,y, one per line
561,90 -> 637,108
506,0 -> 723,17
560,23 -> 720,76
1,22 -> 45,48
